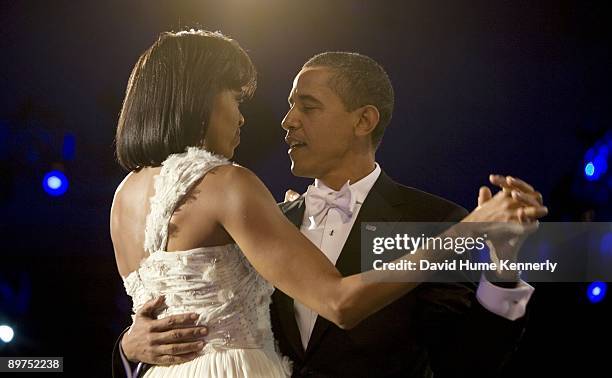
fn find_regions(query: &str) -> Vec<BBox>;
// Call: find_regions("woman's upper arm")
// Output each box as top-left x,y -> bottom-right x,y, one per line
110,172 -> 143,279
110,184 -> 130,278
207,165 -> 343,320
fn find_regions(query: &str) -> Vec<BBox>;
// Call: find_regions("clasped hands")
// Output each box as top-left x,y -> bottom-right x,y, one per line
463,174 -> 548,281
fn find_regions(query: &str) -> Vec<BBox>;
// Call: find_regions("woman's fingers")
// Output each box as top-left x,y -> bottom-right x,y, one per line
533,191 -> 543,205
490,174 -> 544,205
478,186 -> 493,207
511,190 -> 541,207
518,206 -> 548,220
489,174 -> 509,189
506,176 -> 534,193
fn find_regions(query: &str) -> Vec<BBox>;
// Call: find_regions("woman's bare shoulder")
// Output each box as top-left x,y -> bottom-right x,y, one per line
189,163 -> 278,222
111,170 -> 145,211
197,163 -> 268,197
111,172 -> 134,220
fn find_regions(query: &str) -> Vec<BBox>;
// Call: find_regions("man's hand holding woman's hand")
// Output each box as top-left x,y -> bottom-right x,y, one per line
465,174 -> 547,224
462,174 -> 548,282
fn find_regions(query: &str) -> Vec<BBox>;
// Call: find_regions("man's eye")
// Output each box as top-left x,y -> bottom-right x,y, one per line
302,106 -> 316,111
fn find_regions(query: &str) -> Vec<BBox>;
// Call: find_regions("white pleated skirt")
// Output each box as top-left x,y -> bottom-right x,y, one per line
143,348 -> 292,378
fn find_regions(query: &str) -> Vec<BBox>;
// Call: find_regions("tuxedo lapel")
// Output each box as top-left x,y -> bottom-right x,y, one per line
272,197 -> 306,359
336,172 -> 406,275
306,172 -> 406,355
283,196 -> 306,228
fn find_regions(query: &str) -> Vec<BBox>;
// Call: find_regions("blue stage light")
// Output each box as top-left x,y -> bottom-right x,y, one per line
584,144 -> 609,181
584,162 -> 595,177
0,325 -> 14,343
42,170 -> 69,196
587,281 -> 607,303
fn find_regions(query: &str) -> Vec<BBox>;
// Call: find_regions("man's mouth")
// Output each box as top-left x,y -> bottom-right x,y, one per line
288,142 -> 307,154
286,136 -> 307,153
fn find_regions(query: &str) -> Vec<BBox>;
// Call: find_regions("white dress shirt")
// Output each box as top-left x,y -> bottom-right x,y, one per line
293,163 -> 534,350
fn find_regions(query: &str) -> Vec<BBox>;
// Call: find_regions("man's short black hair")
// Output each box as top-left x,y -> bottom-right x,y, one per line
303,52 -> 394,147
115,30 -> 257,171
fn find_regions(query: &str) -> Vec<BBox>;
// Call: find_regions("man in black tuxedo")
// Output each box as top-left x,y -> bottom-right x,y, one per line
270,52 -> 538,377
113,52 -> 543,377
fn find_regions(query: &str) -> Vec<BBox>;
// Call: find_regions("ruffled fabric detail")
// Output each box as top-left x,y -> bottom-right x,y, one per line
122,147 -> 292,377
144,147 -> 229,255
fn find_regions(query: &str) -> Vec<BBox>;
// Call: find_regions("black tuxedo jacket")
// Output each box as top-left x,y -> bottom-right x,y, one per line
270,171 -> 528,378
112,171 -> 528,377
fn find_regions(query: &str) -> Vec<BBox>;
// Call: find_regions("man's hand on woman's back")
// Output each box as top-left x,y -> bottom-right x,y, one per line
121,296 -> 208,365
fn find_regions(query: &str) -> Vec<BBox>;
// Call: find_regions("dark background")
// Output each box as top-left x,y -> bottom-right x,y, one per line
1,0 -> 611,376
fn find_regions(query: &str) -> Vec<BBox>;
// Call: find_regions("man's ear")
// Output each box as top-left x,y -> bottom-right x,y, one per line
354,105 -> 380,138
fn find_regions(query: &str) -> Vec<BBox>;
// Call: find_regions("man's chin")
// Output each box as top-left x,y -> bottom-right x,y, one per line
290,161 -> 315,178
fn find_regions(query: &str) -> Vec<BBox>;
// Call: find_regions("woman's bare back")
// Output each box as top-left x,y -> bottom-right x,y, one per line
110,165 -> 233,278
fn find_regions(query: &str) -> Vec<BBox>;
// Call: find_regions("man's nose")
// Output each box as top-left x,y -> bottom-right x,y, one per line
281,108 -> 298,131
238,113 -> 245,127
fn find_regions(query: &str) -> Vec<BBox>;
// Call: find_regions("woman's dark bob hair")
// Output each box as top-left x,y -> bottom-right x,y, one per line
115,29 -> 257,171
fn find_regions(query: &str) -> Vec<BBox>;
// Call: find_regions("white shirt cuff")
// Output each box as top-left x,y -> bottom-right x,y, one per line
476,274 -> 534,321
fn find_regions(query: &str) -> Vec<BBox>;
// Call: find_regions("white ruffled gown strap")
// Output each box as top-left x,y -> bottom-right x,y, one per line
143,147 -> 230,255
122,147 -> 292,377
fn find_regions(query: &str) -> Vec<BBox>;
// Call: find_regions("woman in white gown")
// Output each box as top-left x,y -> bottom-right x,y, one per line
110,30 -> 541,377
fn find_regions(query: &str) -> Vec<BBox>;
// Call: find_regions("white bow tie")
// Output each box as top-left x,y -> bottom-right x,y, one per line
304,181 -> 355,226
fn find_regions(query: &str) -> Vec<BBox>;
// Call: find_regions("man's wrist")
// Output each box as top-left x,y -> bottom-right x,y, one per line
120,332 -> 138,363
